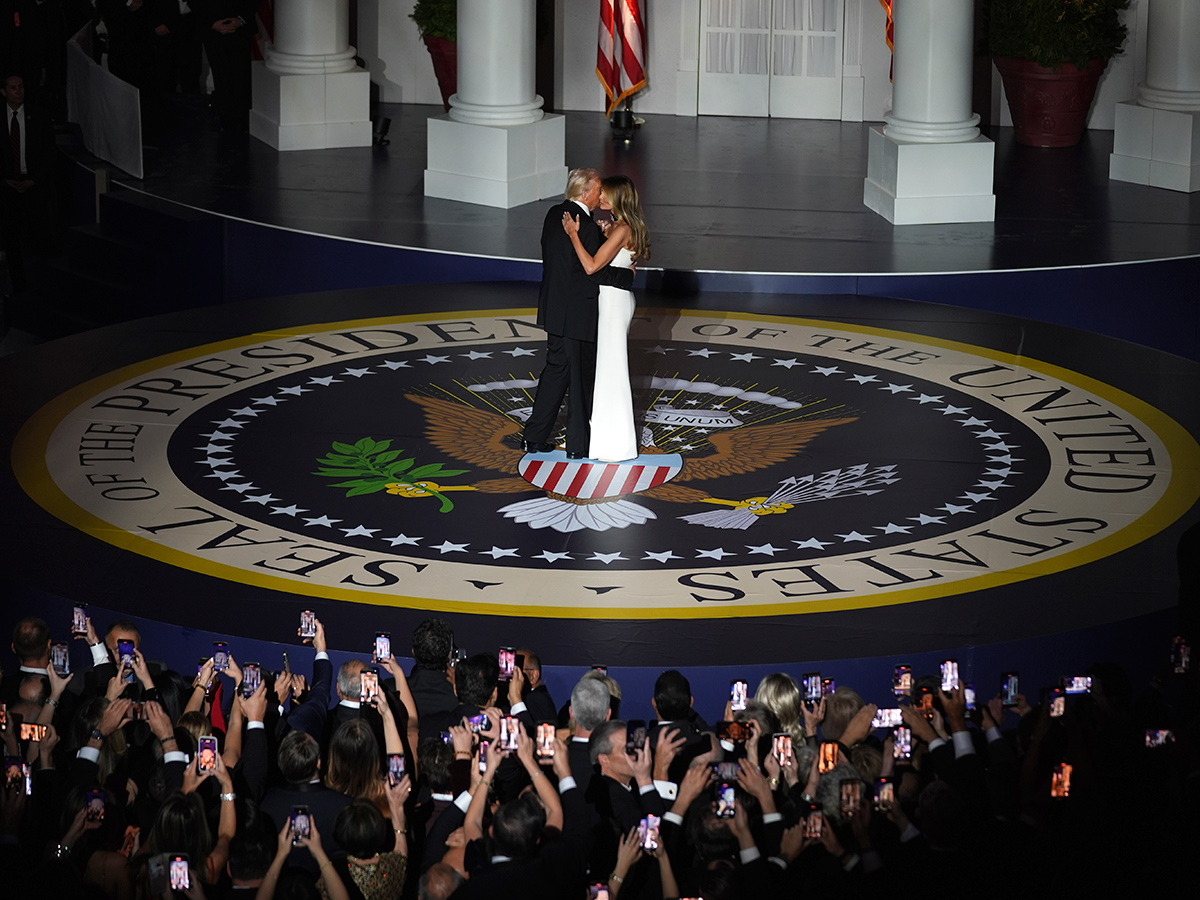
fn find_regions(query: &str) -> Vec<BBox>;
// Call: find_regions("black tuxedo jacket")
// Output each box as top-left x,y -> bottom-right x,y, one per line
536,199 -> 635,341
260,781 -> 354,870
407,665 -> 458,722
2,104 -> 53,183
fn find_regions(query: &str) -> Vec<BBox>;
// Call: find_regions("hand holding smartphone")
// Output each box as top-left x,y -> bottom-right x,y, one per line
299,610 -> 317,640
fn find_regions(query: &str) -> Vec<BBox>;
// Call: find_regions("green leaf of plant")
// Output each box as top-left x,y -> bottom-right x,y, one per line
355,437 -> 376,452
384,460 -> 414,475
370,440 -> 393,454
406,463 -> 442,479
373,450 -> 402,465
345,483 -> 388,497
331,441 -> 359,455
331,478 -> 391,488
319,454 -> 362,465
313,468 -> 370,477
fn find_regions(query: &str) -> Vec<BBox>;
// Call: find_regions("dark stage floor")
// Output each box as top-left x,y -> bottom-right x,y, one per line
94,101 -> 1200,276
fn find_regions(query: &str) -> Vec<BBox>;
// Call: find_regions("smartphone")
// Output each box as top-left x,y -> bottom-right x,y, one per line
130,700 -> 146,721
71,604 -> 88,636
1001,672 -> 1020,706
592,665 -> 608,675
802,672 -> 822,702
772,733 -> 793,766
638,814 -> 661,850
1048,688 -> 1065,718
290,806 -> 311,845
282,648 -> 291,675
374,632 -> 390,663
917,689 -> 935,719
478,740 -> 490,775
1145,729 -> 1175,747
440,731 -> 454,744
86,787 -> 105,822
498,647 -> 515,681
716,720 -> 751,743
730,679 -> 748,711
625,719 -> 646,756
387,753 -> 406,786
499,716 -> 519,752
242,662 -> 261,698
965,683 -> 976,711
839,779 -> 862,818
515,653 -> 526,673
892,665 -> 912,696
0,703 -> 6,731
360,669 -> 380,704
893,726 -> 912,762
940,659 -> 959,692
468,713 -> 490,734
212,642 -> 229,671
20,722 -> 46,742
822,677 -> 836,696
536,722 -> 555,759
713,761 -> 739,782
118,639 -> 136,682
169,855 -> 190,891
818,741 -> 839,774
51,642 -> 70,676
21,762 -> 31,796
299,610 -> 317,639
197,735 -> 219,774
587,885 -> 611,900
4,757 -> 21,791
120,825 -> 140,857
1170,636 -> 1190,673
803,807 -> 824,839
1050,763 -> 1072,798
1063,676 -> 1092,695
874,777 -> 895,810
871,708 -> 903,729
714,781 -> 736,818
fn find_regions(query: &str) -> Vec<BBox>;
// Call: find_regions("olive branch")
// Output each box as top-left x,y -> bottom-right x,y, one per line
313,437 -> 468,512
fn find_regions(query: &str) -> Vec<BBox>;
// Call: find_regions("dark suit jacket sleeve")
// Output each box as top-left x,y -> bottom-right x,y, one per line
238,724 -> 269,803
422,802 -> 467,872
576,215 -> 636,291
284,655 -> 332,741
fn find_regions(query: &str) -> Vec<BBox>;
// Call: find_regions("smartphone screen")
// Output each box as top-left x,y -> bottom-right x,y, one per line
0,703 -> 6,732
965,683 -> 976,711
478,740 -> 489,774
1063,676 -> 1092,695
86,787 -> 105,822
468,713 -> 490,733
1050,763 -> 1072,798
499,716 -> 519,752
1144,729 -> 1174,747
639,814 -> 661,850
290,806 -> 311,845
120,825 -> 140,857
871,708 -> 903,729
803,807 -> 824,839
874,777 -> 895,810
892,665 -> 912,696
822,677 -> 836,696
716,721 -> 750,743
388,753 -> 406,786
211,642 -> 229,671
730,679 -> 748,711
169,856 -> 190,891
818,741 -> 839,773
1001,672 -> 1020,706
360,670 -> 379,704
536,722 -> 555,758
940,659 -> 959,692
839,779 -> 862,818
4,757 -> 22,791
72,605 -> 88,635
587,885 -> 610,900
714,782 -> 735,818
118,639 -> 136,681
625,719 -> 646,756
772,733 -> 792,766
51,643 -> 70,676
1048,689 -> 1065,718
498,647 -> 515,681
374,632 -> 390,663
21,723 -> 46,742
299,610 -> 316,639
802,672 -> 821,702
1170,636 -> 1190,673
242,663 -> 261,698
893,726 -> 912,761
21,762 -> 31,796
197,736 -> 219,774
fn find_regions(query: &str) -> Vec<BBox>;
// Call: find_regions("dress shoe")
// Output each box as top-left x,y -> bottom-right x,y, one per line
566,450 -> 586,460
521,440 -> 555,453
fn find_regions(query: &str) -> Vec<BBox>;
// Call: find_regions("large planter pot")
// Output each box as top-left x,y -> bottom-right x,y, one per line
994,56 -> 1108,148
423,35 -> 457,112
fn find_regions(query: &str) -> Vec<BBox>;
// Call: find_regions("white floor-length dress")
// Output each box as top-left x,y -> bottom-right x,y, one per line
588,246 -> 637,462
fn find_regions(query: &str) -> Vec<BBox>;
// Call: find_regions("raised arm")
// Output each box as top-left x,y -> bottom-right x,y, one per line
563,213 -> 630,275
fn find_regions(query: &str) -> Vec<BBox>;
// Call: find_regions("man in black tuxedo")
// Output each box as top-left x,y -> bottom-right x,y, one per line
523,167 -> 636,459
1,73 -> 54,295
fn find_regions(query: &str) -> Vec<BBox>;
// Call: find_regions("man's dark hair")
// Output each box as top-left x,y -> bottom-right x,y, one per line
228,801 -> 276,881
11,617 -> 49,663
334,799 -> 388,858
455,653 -> 498,708
412,617 -> 454,669
589,719 -> 626,767
653,670 -> 692,721
278,731 -> 320,783
490,792 -> 547,859
521,651 -> 542,674
417,737 -> 455,794
105,618 -> 142,642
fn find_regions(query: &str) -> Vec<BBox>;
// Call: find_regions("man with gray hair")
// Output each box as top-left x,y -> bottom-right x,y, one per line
523,167 -> 637,459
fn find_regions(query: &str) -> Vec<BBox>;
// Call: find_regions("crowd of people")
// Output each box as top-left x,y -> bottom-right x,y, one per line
1,609 -> 1194,899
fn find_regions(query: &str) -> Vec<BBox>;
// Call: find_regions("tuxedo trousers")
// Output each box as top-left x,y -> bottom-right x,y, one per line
525,332 -> 596,455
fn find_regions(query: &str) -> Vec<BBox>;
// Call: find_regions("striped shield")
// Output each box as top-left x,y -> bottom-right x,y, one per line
518,451 -> 682,500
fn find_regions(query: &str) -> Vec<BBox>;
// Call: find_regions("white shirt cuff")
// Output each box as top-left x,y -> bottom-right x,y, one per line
841,852 -> 860,871
315,651 -> 329,661
453,791 -> 473,812
928,737 -> 946,752
763,811 -> 782,824
77,746 -> 100,763
720,739 -> 735,752
739,846 -> 761,865
247,720 -> 265,730
509,701 -> 528,715
985,726 -> 1002,743
951,730 -> 975,758
654,779 -> 677,801
557,776 -> 577,793
638,783 -> 656,796
164,751 -> 189,764
769,856 -> 787,869
664,811 -> 684,827
90,643 -> 108,665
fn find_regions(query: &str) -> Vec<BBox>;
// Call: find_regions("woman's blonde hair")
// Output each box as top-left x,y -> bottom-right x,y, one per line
601,175 -> 650,261
754,672 -> 806,742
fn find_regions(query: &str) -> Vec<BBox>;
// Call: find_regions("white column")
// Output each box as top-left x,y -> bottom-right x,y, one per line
1111,0 -> 1200,192
863,0 -> 995,223
249,0 -> 372,151
425,0 -> 565,208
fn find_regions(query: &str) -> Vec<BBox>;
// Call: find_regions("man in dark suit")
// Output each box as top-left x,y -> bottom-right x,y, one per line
1,73 -> 53,295
523,167 -> 636,459
406,616 -> 457,722
516,649 -> 557,723
192,0 -> 256,130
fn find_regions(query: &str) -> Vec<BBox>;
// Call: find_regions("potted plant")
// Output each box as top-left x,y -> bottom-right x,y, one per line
988,0 -> 1130,147
411,0 -> 457,111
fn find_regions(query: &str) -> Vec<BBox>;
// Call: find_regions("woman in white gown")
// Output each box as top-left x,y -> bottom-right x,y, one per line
562,175 -> 651,462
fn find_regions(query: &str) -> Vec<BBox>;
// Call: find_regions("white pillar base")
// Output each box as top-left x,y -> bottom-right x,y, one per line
1110,100 -> 1200,193
862,125 -> 995,225
249,61 -> 372,151
424,113 -> 566,209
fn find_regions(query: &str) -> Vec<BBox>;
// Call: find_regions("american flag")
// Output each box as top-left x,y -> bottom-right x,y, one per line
879,0 -> 893,79
597,0 -> 647,117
